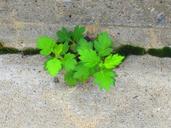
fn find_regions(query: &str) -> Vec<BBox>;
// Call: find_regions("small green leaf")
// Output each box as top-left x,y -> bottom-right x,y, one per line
45,58 -> 62,77
53,44 -> 63,56
76,38 -> 93,52
93,70 -> 117,91
61,42 -> 69,55
37,36 -> 56,56
73,63 -> 90,82
78,48 -> 100,68
104,54 -> 124,69
57,27 -> 71,43
64,71 -> 77,86
72,25 -> 85,42
94,32 -> 113,57
62,53 -> 77,71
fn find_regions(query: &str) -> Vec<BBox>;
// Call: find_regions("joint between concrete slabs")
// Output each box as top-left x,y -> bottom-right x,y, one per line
2,20 -> 171,29
0,44 -> 171,58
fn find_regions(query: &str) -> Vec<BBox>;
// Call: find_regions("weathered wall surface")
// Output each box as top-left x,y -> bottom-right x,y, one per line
1,1 -> 171,127
0,0 -> 171,49
0,54 -> 171,128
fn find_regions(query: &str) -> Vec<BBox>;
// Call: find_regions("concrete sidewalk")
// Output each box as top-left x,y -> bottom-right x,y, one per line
0,54 -> 171,128
1,0 -> 171,49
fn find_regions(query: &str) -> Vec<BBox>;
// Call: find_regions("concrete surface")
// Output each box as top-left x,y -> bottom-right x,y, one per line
0,0 -> 171,48
0,54 -> 171,128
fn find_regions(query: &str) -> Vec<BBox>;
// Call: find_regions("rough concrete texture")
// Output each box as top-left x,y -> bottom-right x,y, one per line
0,54 -> 171,128
0,0 -> 171,49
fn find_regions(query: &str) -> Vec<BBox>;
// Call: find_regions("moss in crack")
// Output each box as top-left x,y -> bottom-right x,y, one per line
148,47 -> 171,58
0,44 -> 40,55
0,43 -> 3,48
115,45 -> 146,56
1,43 -> 171,58
0,47 -> 20,54
22,48 -> 40,55
0,43 -> 20,54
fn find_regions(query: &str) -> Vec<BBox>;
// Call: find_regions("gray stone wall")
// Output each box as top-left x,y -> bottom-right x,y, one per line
0,0 -> 171,49
0,54 -> 171,128
1,1 -> 171,127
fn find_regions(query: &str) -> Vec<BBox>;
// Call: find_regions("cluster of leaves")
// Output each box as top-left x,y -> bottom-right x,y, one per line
37,25 -> 125,91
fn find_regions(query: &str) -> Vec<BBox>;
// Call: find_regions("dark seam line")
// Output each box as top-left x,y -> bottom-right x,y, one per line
0,45 -> 171,58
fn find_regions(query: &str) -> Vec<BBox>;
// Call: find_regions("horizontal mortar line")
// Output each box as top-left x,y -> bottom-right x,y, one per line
102,24 -> 171,29
70,21 -> 171,29
1,21 -> 171,30
64,22 -> 171,29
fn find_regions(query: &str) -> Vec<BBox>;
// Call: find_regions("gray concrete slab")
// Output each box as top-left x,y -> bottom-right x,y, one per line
0,23 -> 18,48
0,54 -> 171,128
7,0 -> 171,27
1,0 -> 171,49
2,23 -> 171,49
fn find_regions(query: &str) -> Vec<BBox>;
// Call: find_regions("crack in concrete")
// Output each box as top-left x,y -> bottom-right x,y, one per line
0,44 -> 171,58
